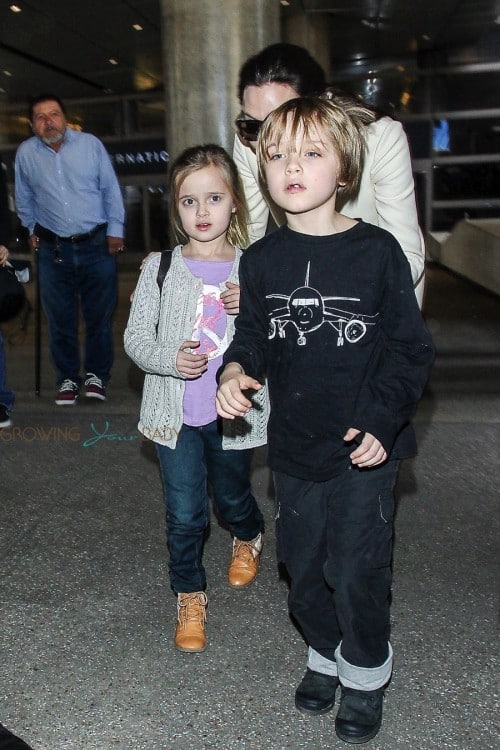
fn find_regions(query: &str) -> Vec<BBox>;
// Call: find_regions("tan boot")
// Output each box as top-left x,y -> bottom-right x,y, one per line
174,592 -> 208,653
227,532 -> 263,589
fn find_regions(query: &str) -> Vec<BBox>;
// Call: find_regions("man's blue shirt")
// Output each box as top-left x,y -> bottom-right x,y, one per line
15,128 -> 125,237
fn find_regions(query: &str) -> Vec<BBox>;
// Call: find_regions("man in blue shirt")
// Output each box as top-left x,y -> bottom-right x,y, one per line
14,94 -> 125,404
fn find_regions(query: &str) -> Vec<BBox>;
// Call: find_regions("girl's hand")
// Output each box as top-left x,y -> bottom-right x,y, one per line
216,363 -> 262,419
221,281 -> 240,315
176,340 -> 208,379
344,428 -> 387,468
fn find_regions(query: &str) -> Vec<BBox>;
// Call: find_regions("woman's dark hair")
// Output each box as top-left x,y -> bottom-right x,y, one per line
28,93 -> 66,121
238,43 -> 326,102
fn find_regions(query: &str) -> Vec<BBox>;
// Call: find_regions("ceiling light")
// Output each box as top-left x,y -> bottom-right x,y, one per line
280,1 -> 290,6
3,70 -> 12,77
109,58 -> 118,65
10,5 -> 22,12
132,23 -> 143,31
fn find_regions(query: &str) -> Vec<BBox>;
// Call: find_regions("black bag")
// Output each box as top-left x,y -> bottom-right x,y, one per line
0,264 -> 26,322
156,249 -> 172,291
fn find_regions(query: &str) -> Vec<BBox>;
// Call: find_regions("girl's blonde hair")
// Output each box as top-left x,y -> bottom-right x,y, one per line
169,144 -> 249,248
256,96 -> 375,200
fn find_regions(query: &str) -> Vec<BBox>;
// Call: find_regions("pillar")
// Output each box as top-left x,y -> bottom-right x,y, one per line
282,8 -> 331,81
160,0 -> 280,161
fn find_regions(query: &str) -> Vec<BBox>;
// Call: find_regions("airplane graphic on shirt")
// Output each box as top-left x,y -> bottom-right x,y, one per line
266,262 -> 379,346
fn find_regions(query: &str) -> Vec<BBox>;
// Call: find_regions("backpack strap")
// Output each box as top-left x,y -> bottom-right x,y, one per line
156,250 -> 172,291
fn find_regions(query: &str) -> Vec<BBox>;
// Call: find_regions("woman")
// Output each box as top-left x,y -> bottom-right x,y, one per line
233,43 -> 425,304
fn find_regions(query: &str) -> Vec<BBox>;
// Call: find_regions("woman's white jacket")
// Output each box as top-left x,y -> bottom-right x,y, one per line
124,246 -> 269,449
233,116 -> 425,305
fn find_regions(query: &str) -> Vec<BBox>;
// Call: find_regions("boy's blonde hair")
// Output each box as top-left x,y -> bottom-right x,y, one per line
169,144 -> 249,248
256,96 -> 375,200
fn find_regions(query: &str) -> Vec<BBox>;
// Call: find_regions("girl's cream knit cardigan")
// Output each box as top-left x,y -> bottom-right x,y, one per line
124,245 -> 268,449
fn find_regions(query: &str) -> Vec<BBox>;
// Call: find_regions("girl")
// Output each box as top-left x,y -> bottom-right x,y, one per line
124,145 -> 267,653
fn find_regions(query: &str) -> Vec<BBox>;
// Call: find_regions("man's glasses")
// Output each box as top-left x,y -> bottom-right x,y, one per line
234,114 -> 264,142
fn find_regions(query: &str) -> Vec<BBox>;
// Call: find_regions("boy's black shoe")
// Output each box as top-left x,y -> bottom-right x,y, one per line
335,686 -> 385,744
294,668 -> 340,715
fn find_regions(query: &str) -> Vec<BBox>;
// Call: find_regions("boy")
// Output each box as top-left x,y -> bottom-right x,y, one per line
216,97 -> 434,744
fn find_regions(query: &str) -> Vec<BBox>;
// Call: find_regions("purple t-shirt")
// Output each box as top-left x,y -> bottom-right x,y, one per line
182,256 -> 234,427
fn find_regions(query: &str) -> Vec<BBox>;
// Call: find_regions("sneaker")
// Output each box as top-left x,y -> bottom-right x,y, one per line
227,532 -> 263,589
335,686 -> 385,744
174,592 -> 208,653
295,668 -> 340,715
0,404 -> 12,428
55,379 -> 79,406
84,373 -> 106,401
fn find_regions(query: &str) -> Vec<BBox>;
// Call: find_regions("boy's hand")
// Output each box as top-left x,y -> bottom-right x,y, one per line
221,281 -> 240,315
216,363 -> 262,419
176,340 -> 208,379
344,428 -> 387,468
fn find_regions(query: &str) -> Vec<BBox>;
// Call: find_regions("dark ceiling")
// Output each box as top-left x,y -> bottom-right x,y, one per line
298,0 -> 500,68
0,0 -> 162,101
0,0 -> 498,106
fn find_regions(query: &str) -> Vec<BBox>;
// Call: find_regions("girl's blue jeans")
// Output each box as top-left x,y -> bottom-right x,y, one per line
156,420 -> 263,594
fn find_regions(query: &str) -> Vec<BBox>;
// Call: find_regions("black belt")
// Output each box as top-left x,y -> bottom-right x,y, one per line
35,222 -> 107,243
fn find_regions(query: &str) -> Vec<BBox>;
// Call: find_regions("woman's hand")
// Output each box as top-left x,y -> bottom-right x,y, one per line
221,281 -> 240,315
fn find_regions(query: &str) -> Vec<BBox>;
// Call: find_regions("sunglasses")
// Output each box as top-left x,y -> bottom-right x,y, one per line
234,114 -> 264,142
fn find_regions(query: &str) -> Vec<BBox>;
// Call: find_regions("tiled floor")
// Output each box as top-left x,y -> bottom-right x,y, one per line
1,262 -> 498,750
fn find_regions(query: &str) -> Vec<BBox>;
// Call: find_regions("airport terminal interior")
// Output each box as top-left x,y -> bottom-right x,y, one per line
1,2 -> 499,749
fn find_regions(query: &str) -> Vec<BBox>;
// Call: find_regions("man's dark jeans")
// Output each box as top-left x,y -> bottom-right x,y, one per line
37,227 -> 117,386
156,420 -> 263,594
275,459 -> 399,670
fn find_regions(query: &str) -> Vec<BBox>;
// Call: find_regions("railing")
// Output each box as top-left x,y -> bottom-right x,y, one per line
400,108 -> 500,234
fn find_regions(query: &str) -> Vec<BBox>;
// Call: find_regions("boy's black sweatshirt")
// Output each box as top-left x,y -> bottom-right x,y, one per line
222,221 -> 435,481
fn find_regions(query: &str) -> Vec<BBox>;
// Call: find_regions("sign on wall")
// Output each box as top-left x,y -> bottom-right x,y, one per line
106,138 -> 168,176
